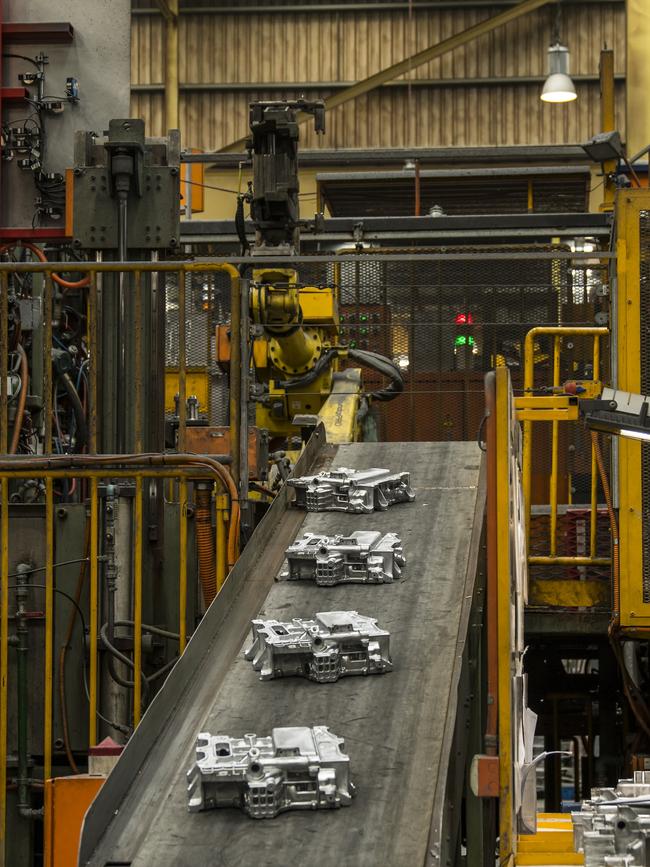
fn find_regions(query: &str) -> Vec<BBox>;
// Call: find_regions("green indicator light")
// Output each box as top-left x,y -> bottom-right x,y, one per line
350,340 -> 357,348
360,313 -> 368,321
454,335 -> 475,347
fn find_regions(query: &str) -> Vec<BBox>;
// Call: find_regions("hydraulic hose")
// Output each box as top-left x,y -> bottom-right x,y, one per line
0,241 -> 90,289
235,195 -> 250,254
58,371 -> 88,452
0,453 -> 241,570
348,347 -> 404,401
195,484 -> 217,606
276,345 -> 404,402
9,344 -> 28,454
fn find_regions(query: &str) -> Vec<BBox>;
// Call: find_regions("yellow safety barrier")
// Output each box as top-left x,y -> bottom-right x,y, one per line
516,326 -> 610,593
0,258 -> 241,865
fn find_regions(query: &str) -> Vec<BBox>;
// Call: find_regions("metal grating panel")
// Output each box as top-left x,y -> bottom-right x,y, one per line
640,211 -> 650,602
302,246 -> 605,443
165,269 -> 231,423
163,248 -> 605,441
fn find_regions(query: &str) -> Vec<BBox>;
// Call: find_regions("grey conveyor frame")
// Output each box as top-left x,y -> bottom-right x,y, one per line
79,431 -> 486,867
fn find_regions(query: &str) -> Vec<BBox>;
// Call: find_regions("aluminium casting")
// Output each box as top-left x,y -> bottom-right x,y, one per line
282,530 -> 405,585
287,467 -> 415,512
244,610 -> 392,682
187,726 -> 354,818
572,771 -> 650,867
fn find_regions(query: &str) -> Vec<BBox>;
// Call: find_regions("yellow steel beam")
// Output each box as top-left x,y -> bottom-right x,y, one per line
0,273 -> 7,454
616,191 -> 650,628
0,478 -> 8,866
495,366 -> 514,863
516,409 -> 578,422
177,269 -> 187,453
179,479 -> 188,652
549,336 -> 561,557
516,853 -> 583,866
157,0 -> 179,129
529,556 -> 610,566
133,477 -> 144,727
88,478 -> 99,746
218,0 -> 553,152
216,493 -> 228,592
529,578 -> 610,608
599,49 -> 617,211
44,477 -> 54,782
88,273 -> 98,453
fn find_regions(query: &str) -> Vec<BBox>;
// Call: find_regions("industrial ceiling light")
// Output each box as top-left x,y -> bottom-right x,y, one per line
581,388 -> 650,442
540,43 -> 577,103
540,3 -> 576,104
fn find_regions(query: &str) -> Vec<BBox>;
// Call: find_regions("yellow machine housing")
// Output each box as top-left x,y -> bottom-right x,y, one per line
250,267 -> 346,439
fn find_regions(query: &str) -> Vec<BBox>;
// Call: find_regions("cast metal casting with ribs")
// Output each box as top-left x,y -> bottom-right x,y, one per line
186,727 -> 354,819
287,467 -> 415,512
244,610 -> 392,682
282,530 -> 406,585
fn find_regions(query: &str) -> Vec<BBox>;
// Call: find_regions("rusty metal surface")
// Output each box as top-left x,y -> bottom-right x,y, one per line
183,426 -> 267,479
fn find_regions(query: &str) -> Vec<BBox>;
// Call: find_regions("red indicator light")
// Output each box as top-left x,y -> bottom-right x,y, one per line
454,312 -> 474,325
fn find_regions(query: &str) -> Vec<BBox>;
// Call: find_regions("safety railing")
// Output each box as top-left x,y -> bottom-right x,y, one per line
0,455 -> 237,862
0,255 -> 242,865
0,257 -> 241,466
516,326 -> 611,587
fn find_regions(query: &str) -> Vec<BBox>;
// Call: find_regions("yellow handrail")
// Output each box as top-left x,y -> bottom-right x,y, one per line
520,325 -> 609,571
0,258 -> 243,865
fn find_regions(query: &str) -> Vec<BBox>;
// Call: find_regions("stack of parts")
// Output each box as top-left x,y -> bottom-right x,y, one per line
187,464 -> 415,821
572,771 -> 650,866
244,610 -> 392,682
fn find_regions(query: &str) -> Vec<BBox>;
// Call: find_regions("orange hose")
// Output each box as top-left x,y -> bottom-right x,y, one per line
0,241 -> 90,288
0,452 -> 240,571
9,344 -> 28,455
195,486 -> 217,606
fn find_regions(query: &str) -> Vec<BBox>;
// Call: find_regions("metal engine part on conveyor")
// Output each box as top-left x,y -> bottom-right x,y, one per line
281,530 -> 405,585
244,610 -> 392,682
571,771 -> 650,867
186,726 -> 355,818
287,467 -> 415,512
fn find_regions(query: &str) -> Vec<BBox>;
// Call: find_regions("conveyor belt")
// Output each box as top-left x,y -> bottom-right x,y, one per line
79,434 -> 484,867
